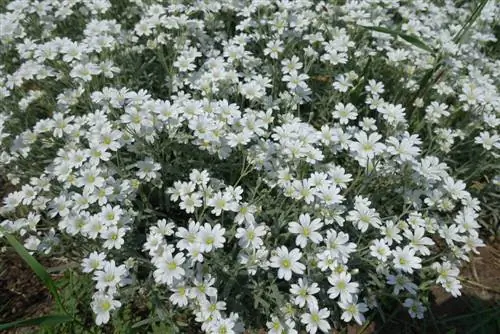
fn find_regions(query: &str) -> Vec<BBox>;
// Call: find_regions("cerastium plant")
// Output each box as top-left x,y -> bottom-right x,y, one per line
1,0 -> 499,332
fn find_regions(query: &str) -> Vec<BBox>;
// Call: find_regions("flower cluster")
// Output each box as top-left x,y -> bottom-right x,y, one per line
0,0 -> 499,332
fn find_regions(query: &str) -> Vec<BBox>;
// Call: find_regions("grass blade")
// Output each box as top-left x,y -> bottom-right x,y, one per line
4,233 -> 65,311
0,314 -> 72,331
453,0 -> 489,44
132,316 -> 160,329
361,25 -> 435,53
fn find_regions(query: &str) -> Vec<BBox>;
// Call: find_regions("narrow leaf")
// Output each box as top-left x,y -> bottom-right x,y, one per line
360,25 -> 435,53
4,234 -> 64,310
132,317 -> 159,329
0,314 -> 72,331
453,0 -> 489,44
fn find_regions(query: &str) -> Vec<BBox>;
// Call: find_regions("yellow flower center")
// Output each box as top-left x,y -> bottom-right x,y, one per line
101,300 -> 112,311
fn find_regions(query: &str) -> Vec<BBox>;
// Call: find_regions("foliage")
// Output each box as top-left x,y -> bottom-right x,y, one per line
0,0 -> 499,333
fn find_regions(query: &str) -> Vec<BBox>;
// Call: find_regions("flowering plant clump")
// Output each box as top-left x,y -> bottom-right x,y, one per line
1,0 -> 499,332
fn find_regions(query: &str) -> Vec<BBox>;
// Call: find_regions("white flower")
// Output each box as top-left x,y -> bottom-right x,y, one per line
23,235 -> 41,253
393,246 -> 422,274
52,113 -> 74,137
403,298 -> 425,319
365,79 -> 384,95
403,227 -> 434,256
425,101 -> 449,123
386,134 -> 421,162
282,56 -> 303,74
169,283 -> 189,307
290,278 -> 319,308
190,275 -> 217,301
151,219 -> 176,236
91,293 -> 121,325
323,229 -> 356,264
327,271 -> 359,303
269,246 -> 306,281
475,131 -> 500,150
167,181 -> 195,202
377,103 -> 406,126
100,204 -> 122,226
76,166 -> 105,193
282,71 -> 309,91
267,315 -> 287,334
333,73 -> 353,92
102,226 -> 126,250
136,157 -> 161,181
209,317 -> 236,334
144,232 -> 164,255
288,213 -> 323,248
198,223 -> 226,252
176,220 -> 200,251
179,192 -> 203,213
153,251 -> 186,286
207,191 -> 238,216
94,186 -> 113,206
292,180 -> 317,204
442,276 -> 462,297
350,131 -> 386,161
387,273 -> 418,295
439,224 -> 464,245
369,239 -> 390,262
234,202 -> 257,225
432,261 -> 459,284
94,260 -> 127,292
92,127 -> 122,151
2,191 -> 23,212
316,251 -> 337,272
347,197 -> 381,232
238,248 -> 269,276
338,298 -> 368,325
189,169 -> 210,186
332,102 -> 358,124
442,177 -> 468,201
317,184 -> 344,206
70,62 -> 100,82
235,223 -> 267,249
381,220 -> 403,245
300,306 -> 331,334
359,117 -> 377,132
264,40 -> 284,59
462,232 -> 484,255
187,242 -> 205,264
198,297 -> 227,322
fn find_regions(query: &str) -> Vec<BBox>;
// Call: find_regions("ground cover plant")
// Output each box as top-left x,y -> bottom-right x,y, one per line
0,0 -> 499,332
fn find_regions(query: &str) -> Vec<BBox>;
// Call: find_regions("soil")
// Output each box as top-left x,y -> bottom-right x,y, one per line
0,252 -> 56,333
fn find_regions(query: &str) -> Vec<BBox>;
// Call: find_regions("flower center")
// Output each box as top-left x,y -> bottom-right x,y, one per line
101,300 -> 112,311
104,274 -> 115,282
